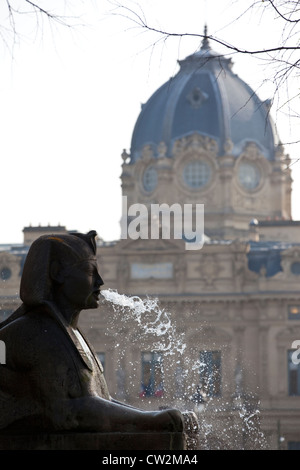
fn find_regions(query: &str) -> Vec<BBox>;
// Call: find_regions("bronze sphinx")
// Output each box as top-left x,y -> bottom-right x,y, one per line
0,231 -> 191,449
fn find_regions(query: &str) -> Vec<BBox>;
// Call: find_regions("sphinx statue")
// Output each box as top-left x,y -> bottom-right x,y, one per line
0,231 -> 196,449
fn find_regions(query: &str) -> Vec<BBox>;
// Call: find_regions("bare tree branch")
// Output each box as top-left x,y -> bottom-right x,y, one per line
109,1 -> 300,56
1,0 -> 87,53
267,0 -> 300,23
23,0 -> 75,28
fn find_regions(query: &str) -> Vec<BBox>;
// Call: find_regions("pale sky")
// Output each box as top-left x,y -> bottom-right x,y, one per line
1,0 -> 300,244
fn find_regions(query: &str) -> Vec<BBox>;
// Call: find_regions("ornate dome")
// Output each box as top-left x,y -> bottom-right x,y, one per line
130,30 -> 279,164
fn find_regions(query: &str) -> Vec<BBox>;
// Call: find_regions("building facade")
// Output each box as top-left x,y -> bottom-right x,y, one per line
1,34 -> 300,449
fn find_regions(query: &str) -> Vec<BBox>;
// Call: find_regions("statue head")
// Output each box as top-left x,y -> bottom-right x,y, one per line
20,230 -> 103,309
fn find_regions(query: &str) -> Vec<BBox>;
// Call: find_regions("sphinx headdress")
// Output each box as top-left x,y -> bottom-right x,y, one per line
19,230 -> 98,306
0,231 -> 98,329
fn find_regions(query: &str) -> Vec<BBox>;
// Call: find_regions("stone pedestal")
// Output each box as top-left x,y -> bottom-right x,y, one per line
0,411 -> 200,450
0,431 -> 186,450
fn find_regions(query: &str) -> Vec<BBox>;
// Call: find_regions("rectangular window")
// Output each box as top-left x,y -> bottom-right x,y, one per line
140,352 -> 164,398
288,350 -> 300,396
131,263 -> 173,280
288,305 -> 300,320
288,441 -> 300,450
199,350 -> 222,397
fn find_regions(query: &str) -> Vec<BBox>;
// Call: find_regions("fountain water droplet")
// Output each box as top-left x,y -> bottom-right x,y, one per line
101,288 -> 186,356
100,288 -> 267,449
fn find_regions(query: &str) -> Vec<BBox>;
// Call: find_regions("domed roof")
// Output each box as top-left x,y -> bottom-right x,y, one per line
130,31 -> 278,163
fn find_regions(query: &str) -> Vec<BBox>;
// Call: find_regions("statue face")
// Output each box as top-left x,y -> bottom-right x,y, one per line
60,259 -> 104,311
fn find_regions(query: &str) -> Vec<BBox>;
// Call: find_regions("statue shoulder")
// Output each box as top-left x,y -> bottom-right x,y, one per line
1,309 -> 67,368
